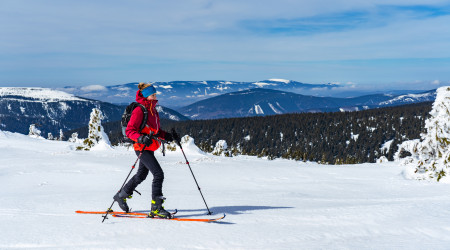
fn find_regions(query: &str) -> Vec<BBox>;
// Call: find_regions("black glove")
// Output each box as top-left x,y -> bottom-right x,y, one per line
171,129 -> 181,143
138,135 -> 153,147
164,132 -> 174,142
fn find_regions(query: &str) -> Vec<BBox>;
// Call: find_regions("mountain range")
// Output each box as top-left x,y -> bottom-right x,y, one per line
60,79 -> 340,108
179,88 -> 437,119
0,84 -> 438,137
0,87 -> 187,136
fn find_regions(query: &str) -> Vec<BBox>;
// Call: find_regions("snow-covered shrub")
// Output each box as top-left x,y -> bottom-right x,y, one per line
377,156 -> 389,163
76,108 -> 111,151
181,135 -> 191,145
212,140 -> 231,157
179,135 -> 206,155
28,124 -> 44,139
165,141 -> 177,152
68,132 -> 82,143
230,143 -> 242,156
398,86 -> 450,182
47,133 -> 54,140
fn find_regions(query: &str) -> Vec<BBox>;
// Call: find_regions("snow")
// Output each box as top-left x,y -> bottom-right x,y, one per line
90,140 -> 114,151
212,139 -> 228,156
268,79 -> 291,84
252,82 -> 276,87
367,127 -> 377,132
215,85 -> 230,91
59,102 -> 70,112
268,102 -> 283,114
379,92 -> 435,105
2,131 -> 450,249
381,139 -> 394,153
0,87 -> 85,101
254,104 -> 264,114
157,85 -> 173,89
156,106 -> 180,121
398,86 -> 450,182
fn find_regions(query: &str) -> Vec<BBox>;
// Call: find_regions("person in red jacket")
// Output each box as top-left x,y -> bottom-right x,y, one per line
114,82 -> 179,218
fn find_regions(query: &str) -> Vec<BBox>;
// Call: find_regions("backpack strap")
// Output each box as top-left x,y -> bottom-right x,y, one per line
136,103 -> 148,133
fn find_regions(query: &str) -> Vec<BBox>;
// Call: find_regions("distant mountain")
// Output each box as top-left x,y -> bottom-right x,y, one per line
377,90 -> 437,106
178,88 -> 436,119
60,79 -> 340,108
0,87 -> 188,136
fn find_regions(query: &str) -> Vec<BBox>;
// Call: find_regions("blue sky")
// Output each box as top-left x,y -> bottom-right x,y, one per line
0,0 -> 449,90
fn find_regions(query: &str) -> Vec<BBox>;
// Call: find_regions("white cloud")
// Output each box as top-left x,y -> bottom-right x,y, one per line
432,80 -> 441,85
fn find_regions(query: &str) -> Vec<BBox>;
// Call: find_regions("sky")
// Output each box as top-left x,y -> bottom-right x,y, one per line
1,0 -> 450,90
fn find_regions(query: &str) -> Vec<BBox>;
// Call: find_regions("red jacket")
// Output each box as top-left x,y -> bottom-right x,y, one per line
126,90 -> 167,151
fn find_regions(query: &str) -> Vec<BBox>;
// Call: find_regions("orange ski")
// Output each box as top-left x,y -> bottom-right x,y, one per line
112,213 -> 226,222
75,210 -> 148,216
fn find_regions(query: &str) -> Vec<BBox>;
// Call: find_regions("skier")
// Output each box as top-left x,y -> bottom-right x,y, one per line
114,82 -> 180,218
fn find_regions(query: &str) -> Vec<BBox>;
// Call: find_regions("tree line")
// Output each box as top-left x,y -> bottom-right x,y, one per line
66,102 -> 432,164
168,102 -> 432,164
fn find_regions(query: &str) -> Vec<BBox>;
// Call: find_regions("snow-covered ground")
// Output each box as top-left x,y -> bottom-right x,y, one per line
2,131 -> 450,249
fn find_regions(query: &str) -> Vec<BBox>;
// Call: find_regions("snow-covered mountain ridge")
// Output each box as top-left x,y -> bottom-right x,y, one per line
379,90 -> 436,106
0,87 -> 84,101
0,87 -> 188,136
179,88 -> 436,120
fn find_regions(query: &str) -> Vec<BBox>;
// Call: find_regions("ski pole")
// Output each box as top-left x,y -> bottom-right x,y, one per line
102,148 -> 145,223
175,137 -> 213,215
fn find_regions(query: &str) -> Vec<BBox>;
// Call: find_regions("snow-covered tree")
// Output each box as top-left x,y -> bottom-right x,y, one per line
76,108 -> 111,151
28,124 -> 43,139
59,129 -> 64,141
68,132 -> 80,143
179,135 -> 206,155
212,140 -> 231,157
47,133 -> 54,140
397,86 -> 450,182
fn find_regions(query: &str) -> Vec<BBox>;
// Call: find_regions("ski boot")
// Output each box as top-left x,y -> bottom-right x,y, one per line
113,190 -> 132,213
150,196 -> 172,219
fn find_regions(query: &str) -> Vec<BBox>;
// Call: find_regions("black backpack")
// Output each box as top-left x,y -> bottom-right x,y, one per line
121,102 -> 148,143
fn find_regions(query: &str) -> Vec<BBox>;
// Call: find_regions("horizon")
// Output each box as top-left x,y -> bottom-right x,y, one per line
1,1 -> 449,89
0,79 -> 445,95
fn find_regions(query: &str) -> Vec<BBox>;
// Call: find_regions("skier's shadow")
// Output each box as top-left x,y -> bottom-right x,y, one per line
134,206 -> 292,224
177,205 -> 293,224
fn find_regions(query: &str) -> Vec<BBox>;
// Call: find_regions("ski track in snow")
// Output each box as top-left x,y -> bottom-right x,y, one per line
1,132 -> 450,249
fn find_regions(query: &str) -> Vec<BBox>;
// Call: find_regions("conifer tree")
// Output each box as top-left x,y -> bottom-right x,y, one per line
398,86 -> 450,181
28,124 -> 43,139
59,129 -> 64,141
77,108 -> 111,151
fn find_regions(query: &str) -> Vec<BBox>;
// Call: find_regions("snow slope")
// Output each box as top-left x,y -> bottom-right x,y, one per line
1,131 -> 450,249
0,87 -> 85,102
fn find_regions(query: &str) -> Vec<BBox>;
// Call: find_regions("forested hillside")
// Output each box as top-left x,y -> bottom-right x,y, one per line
68,102 -> 432,164
169,102 -> 432,164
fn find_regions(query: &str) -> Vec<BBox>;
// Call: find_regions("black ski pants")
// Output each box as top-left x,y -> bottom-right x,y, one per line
123,150 -> 164,200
